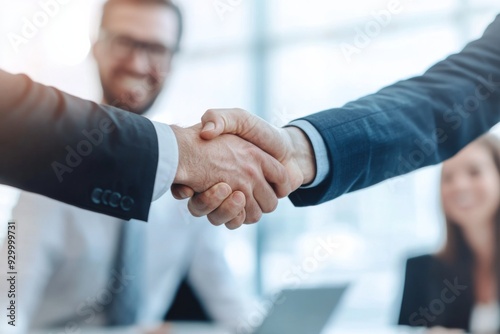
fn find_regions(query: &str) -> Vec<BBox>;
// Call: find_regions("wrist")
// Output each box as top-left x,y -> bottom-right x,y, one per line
285,127 -> 316,185
171,125 -> 194,185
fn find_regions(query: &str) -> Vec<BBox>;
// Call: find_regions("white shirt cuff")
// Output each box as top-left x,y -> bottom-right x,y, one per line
151,121 -> 179,201
287,120 -> 330,189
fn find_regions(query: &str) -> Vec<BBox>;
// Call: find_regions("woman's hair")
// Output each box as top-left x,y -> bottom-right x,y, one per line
437,134 -> 500,266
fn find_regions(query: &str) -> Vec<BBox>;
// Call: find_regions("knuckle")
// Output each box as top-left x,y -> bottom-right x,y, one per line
243,164 -> 260,179
188,206 -> 204,218
207,186 -> 221,200
204,109 -> 215,117
191,196 -> 209,212
247,168 -> 259,180
264,199 -> 279,214
246,211 -> 262,224
245,144 -> 259,156
272,163 -> 287,180
235,210 -> 246,226
231,198 -> 246,211
207,214 -> 224,226
202,109 -> 218,123
277,164 -> 288,176
275,182 -> 292,198
225,207 -> 241,221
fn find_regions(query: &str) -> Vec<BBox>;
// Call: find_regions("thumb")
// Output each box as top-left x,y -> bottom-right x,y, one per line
200,108 -> 286,161
200,108 -> 261,140
171,184 -> 195,199
200,109 -> 229,140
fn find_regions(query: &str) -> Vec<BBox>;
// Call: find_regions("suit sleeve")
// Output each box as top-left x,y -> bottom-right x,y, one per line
290,14 -> 500,206
0,69 -> 161,221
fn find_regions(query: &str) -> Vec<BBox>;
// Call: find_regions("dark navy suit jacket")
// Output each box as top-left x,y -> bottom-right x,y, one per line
290,14 -> 500,206
398,255 -> 474,331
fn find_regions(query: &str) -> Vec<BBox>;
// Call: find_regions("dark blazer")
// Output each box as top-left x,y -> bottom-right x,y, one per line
398,255 -> 474,331
290,14 -> 500,206
0,70 -> 159,221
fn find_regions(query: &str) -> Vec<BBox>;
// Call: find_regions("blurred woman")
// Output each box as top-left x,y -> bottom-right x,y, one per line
398,134 -> 500,333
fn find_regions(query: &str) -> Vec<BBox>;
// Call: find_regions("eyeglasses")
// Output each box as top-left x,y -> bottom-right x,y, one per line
101,32 -> 176,69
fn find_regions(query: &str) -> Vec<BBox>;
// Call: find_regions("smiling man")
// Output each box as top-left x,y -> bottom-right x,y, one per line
0,1 -> 252,332
94,0 -> 182,114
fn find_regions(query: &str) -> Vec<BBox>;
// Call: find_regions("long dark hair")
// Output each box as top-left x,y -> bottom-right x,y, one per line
437,134 -> 500,273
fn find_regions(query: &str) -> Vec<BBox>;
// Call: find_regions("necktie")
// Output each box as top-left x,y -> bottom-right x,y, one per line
106,220 -> 144,326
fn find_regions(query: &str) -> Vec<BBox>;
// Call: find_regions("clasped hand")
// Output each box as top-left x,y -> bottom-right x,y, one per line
171,109 -> 316,229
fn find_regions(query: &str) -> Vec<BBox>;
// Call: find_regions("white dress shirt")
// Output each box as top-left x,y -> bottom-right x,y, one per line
0,192 -> 250,333
150,122 -> 179,201
287,120 -> 330,188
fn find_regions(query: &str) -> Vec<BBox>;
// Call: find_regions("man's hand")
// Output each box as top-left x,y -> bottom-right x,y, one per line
170,123 -> 291,228
171,109 -> 317,228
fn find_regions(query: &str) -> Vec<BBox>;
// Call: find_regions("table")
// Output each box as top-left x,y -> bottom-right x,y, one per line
31,323 -> 428,334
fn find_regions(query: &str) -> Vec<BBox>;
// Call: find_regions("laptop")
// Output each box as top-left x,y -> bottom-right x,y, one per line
31,286 -> 348,334
253,285 -> 348,334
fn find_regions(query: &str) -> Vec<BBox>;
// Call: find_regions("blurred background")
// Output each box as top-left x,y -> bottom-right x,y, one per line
1,0 -> 500,329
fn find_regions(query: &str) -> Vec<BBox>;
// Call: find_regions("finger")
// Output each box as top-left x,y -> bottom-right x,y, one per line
244,193 -> 263,224
200,108 -> 261,140
254,149 -> 291,198
187,183 -> 232,217
200,121 -> 222,140
171,184 -> 195,199
225,210 -> 246,230
252,176 -> 279,214
200,109 -> 285,160
207,191 -> 246,226
200,108 -> 233,140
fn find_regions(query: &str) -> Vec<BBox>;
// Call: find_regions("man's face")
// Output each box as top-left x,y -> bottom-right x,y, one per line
93,3 -> 179,115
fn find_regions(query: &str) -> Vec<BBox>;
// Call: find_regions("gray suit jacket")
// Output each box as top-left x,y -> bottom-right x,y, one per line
0,70 -> 159,221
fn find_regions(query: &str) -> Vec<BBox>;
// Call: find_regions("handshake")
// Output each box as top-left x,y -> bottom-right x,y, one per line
170,108 -> 317,230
